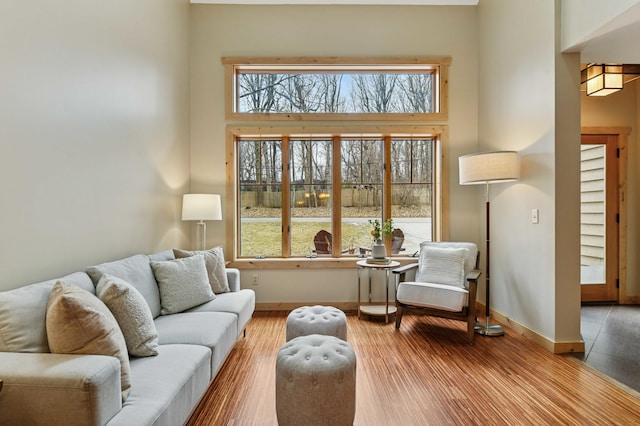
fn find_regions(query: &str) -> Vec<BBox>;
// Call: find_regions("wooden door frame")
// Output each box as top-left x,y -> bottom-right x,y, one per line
581,127 -> 631,304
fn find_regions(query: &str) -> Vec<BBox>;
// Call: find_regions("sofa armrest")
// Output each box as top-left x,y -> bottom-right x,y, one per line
226,268 -> 240,292
0,352 -> 122,426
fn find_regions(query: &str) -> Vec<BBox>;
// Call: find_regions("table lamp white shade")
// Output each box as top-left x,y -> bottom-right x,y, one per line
182,194 -> 222,221
459,151 -> 519,185
182,194 -> 222,250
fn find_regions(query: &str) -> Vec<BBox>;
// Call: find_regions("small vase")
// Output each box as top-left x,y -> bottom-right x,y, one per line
371,239 -> 386,259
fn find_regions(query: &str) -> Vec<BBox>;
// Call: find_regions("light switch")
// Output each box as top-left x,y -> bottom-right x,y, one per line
532,209 -> 539,224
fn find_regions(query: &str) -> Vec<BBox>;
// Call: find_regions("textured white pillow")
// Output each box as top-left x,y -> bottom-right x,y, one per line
151,254 -> 215,315
415,246 -> 468,288
96,274 -> 159,357
46,281 -> 131,401
173,246 -> 230,294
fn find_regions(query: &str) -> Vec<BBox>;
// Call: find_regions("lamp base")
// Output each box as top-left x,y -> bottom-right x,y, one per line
474,321 -> 505,337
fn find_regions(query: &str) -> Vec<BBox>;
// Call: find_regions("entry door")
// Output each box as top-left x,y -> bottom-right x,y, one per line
580,134 -> 619,302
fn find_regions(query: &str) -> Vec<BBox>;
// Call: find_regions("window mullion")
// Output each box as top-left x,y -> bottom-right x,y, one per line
282,136 -> 291,258
383,135 -> 392,223
331,136 -> 342,257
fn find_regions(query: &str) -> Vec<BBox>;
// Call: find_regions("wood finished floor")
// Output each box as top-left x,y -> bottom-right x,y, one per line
187,312 -> 640,425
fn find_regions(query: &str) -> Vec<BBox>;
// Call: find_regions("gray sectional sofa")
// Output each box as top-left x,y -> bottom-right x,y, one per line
0,249 -> 255,426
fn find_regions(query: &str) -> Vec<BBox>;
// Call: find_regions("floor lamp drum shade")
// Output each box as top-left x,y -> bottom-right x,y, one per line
459,151 -> 519,185
182,194 -> 222,250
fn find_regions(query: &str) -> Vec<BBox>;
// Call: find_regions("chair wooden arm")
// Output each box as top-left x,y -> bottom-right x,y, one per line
466,269 -> 481,282
391,263 -> 418,283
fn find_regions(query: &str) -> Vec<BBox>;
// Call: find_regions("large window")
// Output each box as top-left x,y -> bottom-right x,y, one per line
234,130 -> 444,260
225,58 -> 449,263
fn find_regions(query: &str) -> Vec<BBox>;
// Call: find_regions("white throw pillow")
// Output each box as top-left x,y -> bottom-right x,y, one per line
96,274 -> 159,357
173,246 -> 230,294
415,246 -> 468,288
46,281 -> 131,401
150,254 -> 215,315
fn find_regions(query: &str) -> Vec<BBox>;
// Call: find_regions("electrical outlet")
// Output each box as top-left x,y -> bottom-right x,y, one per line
251,274 -> 259,286
532,209 -> 539,224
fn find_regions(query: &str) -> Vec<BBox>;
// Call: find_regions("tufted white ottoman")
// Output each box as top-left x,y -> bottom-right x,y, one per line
286,305 -> 347,342
276,334 -> 356,426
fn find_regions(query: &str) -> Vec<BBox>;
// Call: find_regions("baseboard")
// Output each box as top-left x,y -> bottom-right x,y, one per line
256,302 -> 358,312
476,302 -> 585,354
255,301 -> 584,354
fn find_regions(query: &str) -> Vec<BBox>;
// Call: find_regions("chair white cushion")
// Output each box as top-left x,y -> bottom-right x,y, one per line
415,246 -> 468,288
397,281 -> 469,312
420,242 -> 478,276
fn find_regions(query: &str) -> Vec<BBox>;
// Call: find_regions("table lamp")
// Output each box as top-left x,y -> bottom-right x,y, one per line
182,194 -> 222,250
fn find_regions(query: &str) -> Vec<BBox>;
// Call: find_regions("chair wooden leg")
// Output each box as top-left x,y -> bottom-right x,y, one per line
395,305 -> 404,329
467,321 -> 475,345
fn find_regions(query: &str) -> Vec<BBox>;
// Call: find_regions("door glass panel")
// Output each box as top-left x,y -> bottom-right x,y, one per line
580,144 -> 606,284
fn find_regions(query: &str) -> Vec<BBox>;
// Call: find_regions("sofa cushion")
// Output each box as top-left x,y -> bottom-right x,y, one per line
154,311 -> 237,378
87,254 -> 162,318
173,246 -> 230,294
187,289 -> 256,338
150,254 -> 215,315
415,246 -> 468,288
96,274 -> 159,357
46,281 -> 132,401
0,272 -> 94,353
105,344 -> 211,426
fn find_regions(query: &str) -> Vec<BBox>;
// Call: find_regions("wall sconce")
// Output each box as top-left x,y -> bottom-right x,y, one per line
582,64 -> 623,96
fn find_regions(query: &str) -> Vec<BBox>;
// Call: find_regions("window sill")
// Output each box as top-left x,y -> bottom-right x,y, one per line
228,257 -> 417,270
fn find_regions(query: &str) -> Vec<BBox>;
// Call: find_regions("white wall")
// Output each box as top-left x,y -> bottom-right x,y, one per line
0,0 -> 191,290
477,0 -> 581,343
561,0 -> 640,54
190,4 -> 480,304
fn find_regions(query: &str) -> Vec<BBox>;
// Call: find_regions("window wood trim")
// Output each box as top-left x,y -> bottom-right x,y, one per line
222,57 -> 450,122
225,125 -> 449,267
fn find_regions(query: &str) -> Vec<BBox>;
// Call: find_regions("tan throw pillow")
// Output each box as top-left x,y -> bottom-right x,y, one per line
173,246 -> 230,294
150,253 -> 215,315
96,274 -> 159,357
46,281 -> 131,401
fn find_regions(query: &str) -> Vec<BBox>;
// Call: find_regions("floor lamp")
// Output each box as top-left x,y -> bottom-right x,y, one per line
182,194 -> 222,251
459,151 -> 519,336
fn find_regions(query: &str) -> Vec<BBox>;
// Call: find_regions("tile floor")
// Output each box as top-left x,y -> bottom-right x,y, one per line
574,304 -> 640,392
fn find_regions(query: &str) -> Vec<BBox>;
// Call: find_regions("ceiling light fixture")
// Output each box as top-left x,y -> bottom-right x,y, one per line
582,64 -> 623,96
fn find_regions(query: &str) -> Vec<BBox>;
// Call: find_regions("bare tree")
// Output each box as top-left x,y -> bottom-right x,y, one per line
398,74 -> 433,113
351,74 -> 399,113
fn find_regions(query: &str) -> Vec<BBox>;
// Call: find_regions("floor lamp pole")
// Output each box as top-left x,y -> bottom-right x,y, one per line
475,182 -> 505,336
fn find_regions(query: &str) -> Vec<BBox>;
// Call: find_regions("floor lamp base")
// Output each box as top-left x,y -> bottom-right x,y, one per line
474,321 -> 505,337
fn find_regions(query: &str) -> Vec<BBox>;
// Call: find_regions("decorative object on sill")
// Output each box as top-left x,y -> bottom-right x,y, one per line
371,239 -> 387,259
182,194 -> 222,251
369,218 -> 395,258
459,151 -> 519,337
581,63 -> 640,97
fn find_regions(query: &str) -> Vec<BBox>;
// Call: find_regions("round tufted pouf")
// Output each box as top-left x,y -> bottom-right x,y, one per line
276,334 -> 356,426
286,305 -> 347,342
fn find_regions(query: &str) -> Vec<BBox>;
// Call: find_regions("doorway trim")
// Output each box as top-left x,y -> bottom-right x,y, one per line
581,127 -> 631,304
